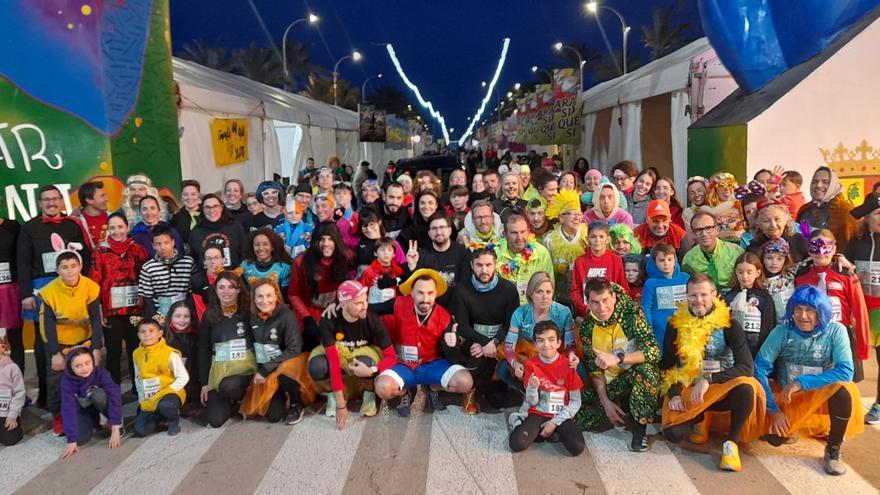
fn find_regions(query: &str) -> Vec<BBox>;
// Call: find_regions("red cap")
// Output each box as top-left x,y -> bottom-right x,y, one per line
647,199 -> 671,219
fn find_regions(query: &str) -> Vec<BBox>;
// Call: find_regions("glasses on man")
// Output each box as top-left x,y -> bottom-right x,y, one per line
692,225 -> 717,236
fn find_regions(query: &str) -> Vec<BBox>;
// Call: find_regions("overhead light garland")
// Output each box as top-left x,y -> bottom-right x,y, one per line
386,43 -> 451,144
457,37 -> 510,146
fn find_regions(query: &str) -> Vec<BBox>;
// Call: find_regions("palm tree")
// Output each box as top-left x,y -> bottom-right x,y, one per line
300,73 -> 360,110
280,39 -> 324,91
177,39 -> 234,71
641,5 -> 690,61
366,84 -> 418,118
588,48 -> 643,82
555,42 -> 603,70
231,43 -> 285,87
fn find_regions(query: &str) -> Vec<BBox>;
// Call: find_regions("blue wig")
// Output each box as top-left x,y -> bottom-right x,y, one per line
784,285 -> 832,331
256,181 -> 284,204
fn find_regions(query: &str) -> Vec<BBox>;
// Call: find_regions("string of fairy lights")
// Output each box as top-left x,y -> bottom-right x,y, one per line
386,38 -> 510,146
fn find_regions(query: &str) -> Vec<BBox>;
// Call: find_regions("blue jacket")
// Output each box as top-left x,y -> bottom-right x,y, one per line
641,257 -> 690,353
60,364 -> 122,443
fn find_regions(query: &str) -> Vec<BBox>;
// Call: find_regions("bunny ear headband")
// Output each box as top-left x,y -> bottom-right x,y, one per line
50,233 -> 84,264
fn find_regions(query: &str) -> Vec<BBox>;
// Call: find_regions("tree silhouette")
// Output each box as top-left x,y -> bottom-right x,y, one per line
300,73 -> 361,110
178,39 -> 234,71
366,84 -> 419,119
589,47 -> 643,82
231,43 -> 285,87
554,42 -> 603,70
641,5 -> 690,61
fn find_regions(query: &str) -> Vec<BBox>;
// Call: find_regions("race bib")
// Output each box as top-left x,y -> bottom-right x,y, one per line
785,362 -> 823,381
473,323 -> 501,339
157,294 -> 187,317
254,342 -> 281,364
223,247 -> 232,267
0,390 -> 11,412
137,377 -> 161,401
855,260 -> 880,294
110,286 -> 139,309
516,281 -> 528,301
400,345 -> 419,364
215,338 -> 248,362
539,390 -> 566,415
656,285 -> 687,310
41,251 -> 59,274
829,297 -> 843,322
0,262 -> 11,284
702,359 -> 721,374
742,309 -> 762,333
293,245 -> 306,257
368,285 -> 396,304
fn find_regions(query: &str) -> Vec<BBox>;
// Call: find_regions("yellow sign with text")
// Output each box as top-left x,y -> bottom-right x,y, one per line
210,118 -> 249,166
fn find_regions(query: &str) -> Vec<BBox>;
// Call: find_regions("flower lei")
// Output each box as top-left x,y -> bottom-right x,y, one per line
660,297 -> 731,394
500,242 -> 534,277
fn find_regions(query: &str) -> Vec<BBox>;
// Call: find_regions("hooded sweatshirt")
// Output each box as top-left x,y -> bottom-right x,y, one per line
189,217 -> 247,269
60,357 -> 122,443
583,182 -> 634,227
641,257 -> 690,352
570,248 -> 630,318
580,176 -> 629,210
458,210 -> 504,248
0,355 -> 25,419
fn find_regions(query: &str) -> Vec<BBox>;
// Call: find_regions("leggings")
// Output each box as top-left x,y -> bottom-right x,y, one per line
205,374 -> 253,428
509,413 -> 585,456
663,383 -> 755,443
265,375 -> 303,423
5,327 -> 25,375
135,395 -> 182,436
34,323 -> 47,407
0,419 -> 23,446
105,315 -> 139,387
826,386 -> 852,446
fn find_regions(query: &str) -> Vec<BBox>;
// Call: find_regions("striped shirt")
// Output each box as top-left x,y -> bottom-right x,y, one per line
138,253 -> 196,299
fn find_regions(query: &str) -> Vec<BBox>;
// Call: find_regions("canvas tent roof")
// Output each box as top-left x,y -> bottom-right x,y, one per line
581,37 -> 712,114
691,5 -> 880,129
173,58 -> 358,130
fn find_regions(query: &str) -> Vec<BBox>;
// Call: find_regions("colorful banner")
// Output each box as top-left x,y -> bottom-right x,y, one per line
552,68 -> 582,144
535,83 -> 556,145
384,114 -> 410,150
0,0 -> 181,221
210,118 -> 249,166
358,104 -> 386,142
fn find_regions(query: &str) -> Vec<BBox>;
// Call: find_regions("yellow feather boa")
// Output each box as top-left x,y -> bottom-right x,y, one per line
660,297 -> 731,394
544,225 -> 587,275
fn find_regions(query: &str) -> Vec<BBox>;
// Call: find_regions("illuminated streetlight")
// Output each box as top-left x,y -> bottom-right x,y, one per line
333,50 -> 362,106
585,1 -> 630,75
514,82 -> 521,91
282,13 -> 320,80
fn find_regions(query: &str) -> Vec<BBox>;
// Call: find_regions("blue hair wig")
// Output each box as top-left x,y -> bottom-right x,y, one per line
784,285 -> 832,331
256,181 -> 284,204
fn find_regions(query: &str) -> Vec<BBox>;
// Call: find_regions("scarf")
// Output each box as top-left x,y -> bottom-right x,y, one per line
40,215 -> 65,224
107,236 -> 133,256
660,298 -> 731,394
812,167 -> 843,205
472,273 -> 499,293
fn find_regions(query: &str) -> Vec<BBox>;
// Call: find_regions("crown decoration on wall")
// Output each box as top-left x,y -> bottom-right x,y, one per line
820,140 -> 880,177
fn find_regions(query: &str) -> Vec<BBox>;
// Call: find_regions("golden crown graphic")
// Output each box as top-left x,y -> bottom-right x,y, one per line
820,140 -> 880,177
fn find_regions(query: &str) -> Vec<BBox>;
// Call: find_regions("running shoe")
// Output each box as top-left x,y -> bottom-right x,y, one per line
688,415 -> 710,445
360,391 -> 378,417
865,402 -> 880,425
463,391 -> 478,415
396,390 -> 412,418
823,443 -> 847,475
285,403 -> 305,425
719,440 -> 742,472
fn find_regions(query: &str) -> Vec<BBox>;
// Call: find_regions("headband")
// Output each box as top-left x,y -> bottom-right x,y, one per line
762,238 -> 790,256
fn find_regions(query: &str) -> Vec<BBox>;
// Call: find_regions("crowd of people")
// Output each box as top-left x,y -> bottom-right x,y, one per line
0,150 -> 877,476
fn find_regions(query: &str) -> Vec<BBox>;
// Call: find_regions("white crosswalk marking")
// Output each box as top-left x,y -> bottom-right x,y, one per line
585,429 -> 701,495
254,415 -> 366,494
89,420 -> 225,494
0,432 -> 64,493
750,437 -> 877,494
426,408 -> 518,495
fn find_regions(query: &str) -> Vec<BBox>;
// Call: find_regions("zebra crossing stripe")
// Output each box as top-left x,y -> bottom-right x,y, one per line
666,440 -> 789,495
0,433 -> 64,493
255,415 -> 366,494
750,437 -> 877,494
812,425 -> 880,488
511,431 -> 608,495
89,420 -> 226,494
584,429 -> 701,495
426,408 -> 518,495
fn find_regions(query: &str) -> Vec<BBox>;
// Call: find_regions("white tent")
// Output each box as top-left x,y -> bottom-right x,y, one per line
579,38 -> 736,193
173,58 -> 413,192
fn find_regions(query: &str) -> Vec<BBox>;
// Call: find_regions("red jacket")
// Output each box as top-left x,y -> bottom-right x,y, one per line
89,240 -> 149,317
382,296 -> 452,369
570,249 -> 630,318
633,222 -> 686,252
796,266 -> 870,360
288,254 -> 348,325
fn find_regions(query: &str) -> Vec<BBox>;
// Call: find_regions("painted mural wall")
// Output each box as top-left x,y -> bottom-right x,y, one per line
0,0 -> 180,221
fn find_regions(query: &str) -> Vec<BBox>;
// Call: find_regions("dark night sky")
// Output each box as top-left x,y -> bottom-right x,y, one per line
170,0 -> 704,139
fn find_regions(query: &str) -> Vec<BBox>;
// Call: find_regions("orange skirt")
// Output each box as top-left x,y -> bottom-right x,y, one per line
240,354 -> 317,417
662,376 -> 766,442
765,381 -> 864,439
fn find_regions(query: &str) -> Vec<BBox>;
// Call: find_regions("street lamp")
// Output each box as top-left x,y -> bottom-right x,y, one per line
507,91 -> 513,99
282,13 -> 319,80
586,1 -> 630,75
531,65 -> 554,81
481,81 -> 487,88
553,42 -> 584,91
514,82 -> 521,91
333,50 -> 362,106
360,73 -> 382,103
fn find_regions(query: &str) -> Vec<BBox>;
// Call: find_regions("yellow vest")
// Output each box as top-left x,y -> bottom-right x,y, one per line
133,338 -> 186,412
39,276 -> 100,346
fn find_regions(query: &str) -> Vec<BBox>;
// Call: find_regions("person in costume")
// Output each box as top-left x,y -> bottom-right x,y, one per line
508,321 -> 585,457
132,318 -> 189,437
609,223 -> 642,256
583,182 -> 633,227
198,271 -> 257,428
372,269 -> 473,417
239,229 -> 293,295
119,174 -> 166,227
845,192 -> 880,423
576,278 -> 660,452
542,189 -> 588,308
240,280 -> 314,425
494,212 -> 555,304
754,286 -> 864,475
660,273 -> 765,472
274,194 -> 312,259
358,237 -> 406,304
797,167 -> 859,253
701,173 -> 745,243
458,199 -> 504,249
245,181 -> 286,232
642,243 -> 690,353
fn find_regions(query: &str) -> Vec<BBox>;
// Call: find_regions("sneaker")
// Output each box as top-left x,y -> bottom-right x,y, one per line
463,391 -> 478,415
396,390 -> 412,418
325,393 -> 336,418
52,414 -> 64,436
359,392 -> 378,417
167,422 -> 181,436
823,443 -> 847,475
629,426 -> 649,453
688,415 -> 710,445
423,385 -> 446,412
865,403 -> 880,425
284,403 -> 305,425
719,440 -> 742,472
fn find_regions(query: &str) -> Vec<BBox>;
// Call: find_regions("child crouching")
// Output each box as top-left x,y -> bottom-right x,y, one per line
133,318 -> 189,437
60,347 -> 122,459
0,330 -> 26,446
